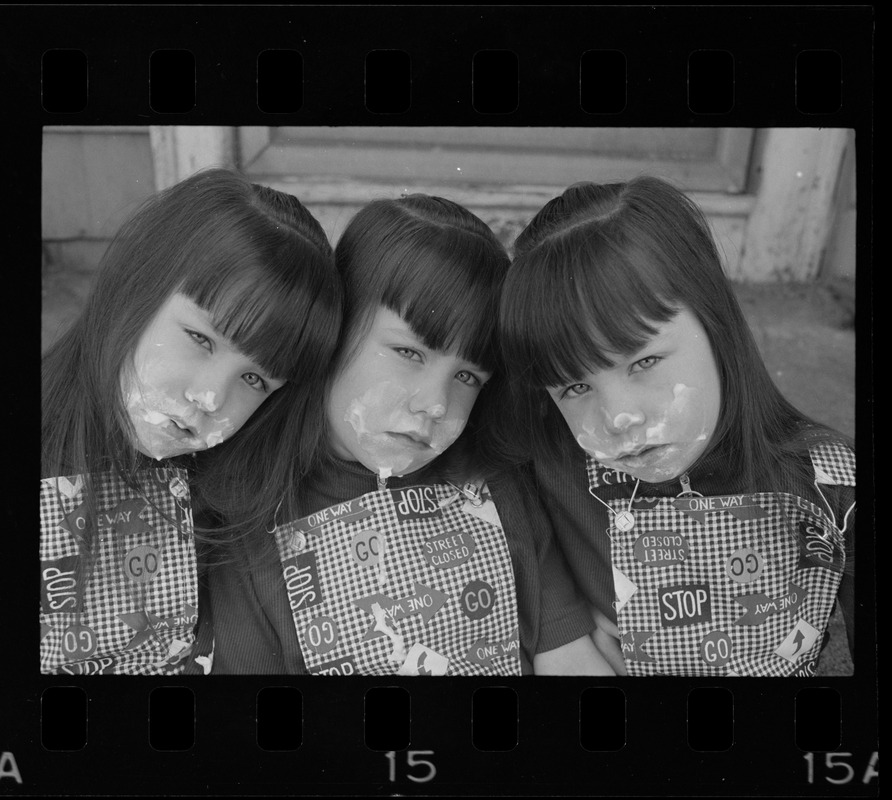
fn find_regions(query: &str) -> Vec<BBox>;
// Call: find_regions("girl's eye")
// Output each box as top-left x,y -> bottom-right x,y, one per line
631,355 -> 661,373
242,372 -> 269,392
186,329 -> 212,351
561,383 -> 591,399
456,370 -> 483,388
394,347 -> 423,362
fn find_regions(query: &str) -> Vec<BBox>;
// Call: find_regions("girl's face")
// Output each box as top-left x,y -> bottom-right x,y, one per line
327,306 -> 491,479
547,305 -> 721,483
121,292 -> 286,460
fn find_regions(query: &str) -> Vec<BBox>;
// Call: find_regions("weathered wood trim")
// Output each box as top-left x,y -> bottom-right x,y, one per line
716,128 -> 756,192
262,177 -> 755,215
237,126 -> 273,170
149,126 -> 238,191
740,128 -> 849,281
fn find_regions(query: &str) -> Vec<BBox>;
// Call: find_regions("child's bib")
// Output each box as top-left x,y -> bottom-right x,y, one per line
586,443 -> 854,677
274,483 -> 522,676
40,468 -> 199,675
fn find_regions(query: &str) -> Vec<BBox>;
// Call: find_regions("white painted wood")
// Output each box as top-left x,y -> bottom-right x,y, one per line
238,126 -> 272,169
262,176 -> 754,271
49,127 -> 849,284
149,126 -> 237,191
820,130 -> 856,281
739,128 -> 849,281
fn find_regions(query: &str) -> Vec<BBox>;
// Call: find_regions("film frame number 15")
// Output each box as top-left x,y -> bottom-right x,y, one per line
384,750 -> 436,783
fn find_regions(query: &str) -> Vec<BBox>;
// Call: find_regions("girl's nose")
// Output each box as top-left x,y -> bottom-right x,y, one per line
604,409 -> 646,433
185,372 -> 226,413
408,378 -> 449,420
600,386 -> 646,435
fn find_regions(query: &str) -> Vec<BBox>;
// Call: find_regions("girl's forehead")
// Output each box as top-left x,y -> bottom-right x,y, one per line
366,305 -> 488,370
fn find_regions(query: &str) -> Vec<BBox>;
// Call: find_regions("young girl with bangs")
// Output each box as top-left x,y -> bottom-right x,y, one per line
41,168 -> 341,675
498,176 -> 855,677
199,194 -> 613,676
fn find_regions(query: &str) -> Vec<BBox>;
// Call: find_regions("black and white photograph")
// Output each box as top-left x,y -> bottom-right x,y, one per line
40,125 -> 857,680
5,4 -> 876,796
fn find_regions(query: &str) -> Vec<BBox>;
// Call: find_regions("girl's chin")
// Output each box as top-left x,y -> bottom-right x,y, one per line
614,464 -> 686,484
591,446 -> 702,484
357,455 -> 430,479
132,428 -> 206,460
351,448 -> 438,479
135,441 -> 201,460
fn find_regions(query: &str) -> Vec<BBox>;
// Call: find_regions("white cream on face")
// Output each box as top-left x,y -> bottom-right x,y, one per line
346,383 -> 418,477
123,368 -> 237,460
185,390 -> 218,412
577,384 -> 695,455
121,293 -> 281,460
557,307 -> 722,483
344,381 -> 465,478
577,383 -> 713,480
328,307 -> 484,480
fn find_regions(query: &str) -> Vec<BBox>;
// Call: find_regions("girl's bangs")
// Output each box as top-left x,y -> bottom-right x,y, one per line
183,249 -> 338,381
382,239 -> 502,372
502,230 -> 678,387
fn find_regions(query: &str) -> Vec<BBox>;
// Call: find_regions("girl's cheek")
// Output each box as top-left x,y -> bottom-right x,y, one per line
661,383 -> 712,440
345,382 -> 412,434
576,427 -> 610,458
124,379 -> 196,425
428,418 -> 465,454
131,343 -> 169,382
202,417 -> 236,448
571,410 -> 613,459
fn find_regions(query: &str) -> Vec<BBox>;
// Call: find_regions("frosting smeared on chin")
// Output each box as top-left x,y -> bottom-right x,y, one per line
344,381 -> 464,477
576,383 -> 713,482
122,371 -> 235,459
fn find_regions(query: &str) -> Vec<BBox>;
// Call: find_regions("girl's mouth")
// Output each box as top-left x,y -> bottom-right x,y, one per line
164,418 -> 199,441
386,431 -> 431,449
615,444 -> 667,463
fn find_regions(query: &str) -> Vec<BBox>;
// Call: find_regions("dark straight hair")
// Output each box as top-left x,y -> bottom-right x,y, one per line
43,168 -> 342,559
499,175 -> 850,493
328,193 -> 512,484
334,194 -> 508,373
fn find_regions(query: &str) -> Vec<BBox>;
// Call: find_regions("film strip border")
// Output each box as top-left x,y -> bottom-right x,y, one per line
2,6 -> 874,124
34,46 -> 851,118
9,679 -> 880,794
3,4 -> 875,797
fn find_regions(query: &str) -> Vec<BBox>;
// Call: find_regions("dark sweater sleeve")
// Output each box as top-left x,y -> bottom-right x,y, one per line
533,449 -> 618,623
534,513 -> 598,652
205,538 -> 308,674
490,469 -> 594,656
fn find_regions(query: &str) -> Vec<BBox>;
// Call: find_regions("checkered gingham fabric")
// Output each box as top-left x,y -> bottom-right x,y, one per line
39,468 -> 198,675
810,440 -> 856,487
586,443 -> 853,677
274,483 -> 522,676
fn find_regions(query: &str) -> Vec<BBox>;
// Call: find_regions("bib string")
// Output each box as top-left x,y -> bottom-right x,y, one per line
588,478 -> 641,539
